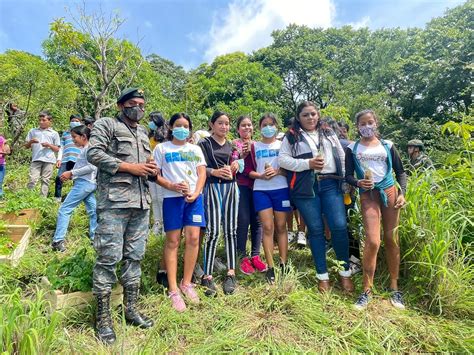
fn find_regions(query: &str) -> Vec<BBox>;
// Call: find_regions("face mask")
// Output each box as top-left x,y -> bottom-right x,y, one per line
359,124 -> 376,138
123,106 -> 145,122
148,121 -> 157,131
70,121 -> 82,129
261,125 -> 277,138
172,127 -> 190,141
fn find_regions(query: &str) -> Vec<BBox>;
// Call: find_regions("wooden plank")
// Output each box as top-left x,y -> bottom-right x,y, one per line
0,225 -> 31,266
41,277 -> 123,313
0,208 -> 40,226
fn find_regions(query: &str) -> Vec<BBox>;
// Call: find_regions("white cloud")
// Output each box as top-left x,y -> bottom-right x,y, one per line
348,16 -> 370,29
144,21 -> 153,29
203,0 -> 335,62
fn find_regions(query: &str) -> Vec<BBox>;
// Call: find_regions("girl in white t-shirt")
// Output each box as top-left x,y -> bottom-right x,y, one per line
247,113 -> 291,284
154,113 -> 207,312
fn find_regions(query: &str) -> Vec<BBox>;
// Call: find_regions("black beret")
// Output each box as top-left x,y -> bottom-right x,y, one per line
69,113 -> 82,121
117,87 -> 145,104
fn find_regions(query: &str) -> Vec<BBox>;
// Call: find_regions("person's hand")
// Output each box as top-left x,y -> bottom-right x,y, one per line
171,181 -> 189,194
185,192 -> 199,203
309,156 -> 324,170
358,179 -> 374,190
212,168 -> 232,180
264,166 -> 277,179
56,160 -> 62,168
60,171 -> 73,182
41,142 -> 51,149
394,194 -> 406,209
126,162 -> 159,177
29,138 -> 39,144
230,161 -> 239,174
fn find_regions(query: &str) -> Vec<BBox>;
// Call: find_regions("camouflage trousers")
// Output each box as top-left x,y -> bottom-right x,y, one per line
92,208 -> 150,295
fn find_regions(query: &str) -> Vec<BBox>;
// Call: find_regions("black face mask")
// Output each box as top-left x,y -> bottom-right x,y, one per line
123,106 -> 145,122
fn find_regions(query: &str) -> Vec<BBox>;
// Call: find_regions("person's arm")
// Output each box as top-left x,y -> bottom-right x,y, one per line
278,137 -> 311,172
391,145 -> 407,195
344,147 -> 358,187
332,135 -> 346,176
185,165 -> 207,203
0,143 -> 11,155
24,130 -> 38,148
57,135 -> 64,167
87,118 -> 155,177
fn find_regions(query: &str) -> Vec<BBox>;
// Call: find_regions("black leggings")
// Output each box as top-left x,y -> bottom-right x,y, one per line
236,185 -> 262,258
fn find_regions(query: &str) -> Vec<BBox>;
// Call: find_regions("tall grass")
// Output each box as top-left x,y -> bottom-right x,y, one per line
400,167 -> 473,317
0,285 -> 63,354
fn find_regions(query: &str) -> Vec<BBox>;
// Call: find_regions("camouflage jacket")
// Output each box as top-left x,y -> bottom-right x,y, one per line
409,153 -> 434,173
87,116 -> 152,210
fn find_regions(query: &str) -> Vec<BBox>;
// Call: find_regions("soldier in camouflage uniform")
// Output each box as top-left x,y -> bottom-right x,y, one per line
407,139 -> 434,174
87,88 -> 157,345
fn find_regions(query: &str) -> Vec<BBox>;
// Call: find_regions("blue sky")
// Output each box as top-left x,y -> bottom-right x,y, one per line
0,0 -> 465,69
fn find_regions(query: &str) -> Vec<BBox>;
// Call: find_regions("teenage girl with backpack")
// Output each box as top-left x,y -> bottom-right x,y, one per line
345,109 -> 407,310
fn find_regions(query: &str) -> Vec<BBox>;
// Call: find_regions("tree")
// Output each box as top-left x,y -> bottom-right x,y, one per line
0,50 -> 77,150
186,52 -> 283,129
43,6 -> 145,119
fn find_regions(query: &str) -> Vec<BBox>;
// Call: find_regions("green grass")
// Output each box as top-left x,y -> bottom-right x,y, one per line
0,159 -> 473,353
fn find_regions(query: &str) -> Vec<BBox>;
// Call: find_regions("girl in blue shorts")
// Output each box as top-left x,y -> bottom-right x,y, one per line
154,113 -> 207,312
247,113 -> 290,283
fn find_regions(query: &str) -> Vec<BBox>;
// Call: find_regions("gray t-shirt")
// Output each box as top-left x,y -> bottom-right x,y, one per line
26,128 -> 60,163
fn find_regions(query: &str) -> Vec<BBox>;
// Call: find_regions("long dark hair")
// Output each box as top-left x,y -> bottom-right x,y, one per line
149,111 -> 167,142
289,101 -> 331,155
167,113 -> 192,141
70,125 -> 91,140
210,111 -> 228,124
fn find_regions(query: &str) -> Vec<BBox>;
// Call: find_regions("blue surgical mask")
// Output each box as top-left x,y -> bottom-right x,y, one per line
261,125 -> 277,138
172,127 -> 190,141
70,121 -> 82,129
359,124 -> 377,138
148,121 -> 157,131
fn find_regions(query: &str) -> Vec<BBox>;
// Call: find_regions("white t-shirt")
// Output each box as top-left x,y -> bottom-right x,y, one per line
26,128 -> 60,163
253,140 -> 288,191
305,131 -> 337,174
154,141 -> 207,198
348,140 -> 393,183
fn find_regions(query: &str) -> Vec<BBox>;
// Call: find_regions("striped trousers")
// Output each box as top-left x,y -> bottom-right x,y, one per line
203,181 -> 239,275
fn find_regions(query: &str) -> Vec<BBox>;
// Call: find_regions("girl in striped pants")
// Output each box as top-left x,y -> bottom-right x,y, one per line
198,111 -> 241,296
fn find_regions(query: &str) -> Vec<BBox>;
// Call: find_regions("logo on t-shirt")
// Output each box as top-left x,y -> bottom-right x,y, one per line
165,151 -> 201,163
256,149 -> 279,159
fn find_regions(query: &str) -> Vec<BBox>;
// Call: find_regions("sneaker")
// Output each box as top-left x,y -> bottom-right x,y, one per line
179,281 -> 200,304
389,290 -> 406,310
168,290 -> 186,312
266,267 -> 275,284
297,231 -> 307,247
287,231 -> 296,244
349,255 -> 362,275
222,274 -> 237,295
194,263 -> 205,280
239,257 -> 255,275
354,290 -> 372,310
280,263 -> 288,275
156,270 -> 169,289
201,276 -> 217,297
250,255 -> 268,273
51,240 -> 66,252
54,197 -> 62,203
214,257 -> 227,272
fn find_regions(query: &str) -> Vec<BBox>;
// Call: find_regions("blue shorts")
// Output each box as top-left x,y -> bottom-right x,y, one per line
162,195 -> 206,232
253,188 -> 292,213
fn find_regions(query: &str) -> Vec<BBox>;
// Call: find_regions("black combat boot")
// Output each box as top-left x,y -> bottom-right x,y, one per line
123,284 -> 154,328
95,293 -> 116,345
